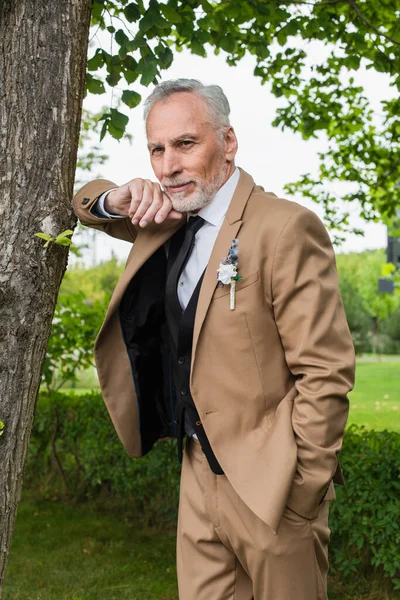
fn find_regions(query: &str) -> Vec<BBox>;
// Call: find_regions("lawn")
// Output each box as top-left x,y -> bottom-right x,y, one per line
4,496 -> 397,600
347,359 -> 400,432
4,499 -> 178,600
13,358 -> 396,600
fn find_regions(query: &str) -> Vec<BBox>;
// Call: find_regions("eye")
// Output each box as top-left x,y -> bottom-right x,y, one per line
151,147 -> 163,155
180,140 -> 194,148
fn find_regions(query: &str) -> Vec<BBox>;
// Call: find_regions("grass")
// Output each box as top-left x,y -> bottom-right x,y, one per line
4,497 -> 398,600
4,498 -> 178,600
347,360 -> 400,432
15,358 -> 396,599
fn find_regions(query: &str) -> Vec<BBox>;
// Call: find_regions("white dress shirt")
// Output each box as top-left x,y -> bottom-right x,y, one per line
177,168 -> 239,308
96,168 -> 240,308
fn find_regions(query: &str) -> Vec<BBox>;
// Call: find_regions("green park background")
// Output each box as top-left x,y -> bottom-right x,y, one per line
3,0 -> 400,596
4,245 -> 400,600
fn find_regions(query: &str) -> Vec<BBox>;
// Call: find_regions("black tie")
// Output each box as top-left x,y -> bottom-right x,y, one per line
165,216 -> 205,319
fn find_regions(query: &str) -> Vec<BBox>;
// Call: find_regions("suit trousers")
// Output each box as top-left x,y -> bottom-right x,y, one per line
177,437 -> 330,600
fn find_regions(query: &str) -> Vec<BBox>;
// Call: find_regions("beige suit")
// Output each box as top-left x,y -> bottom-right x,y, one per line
73,168 -> 355,598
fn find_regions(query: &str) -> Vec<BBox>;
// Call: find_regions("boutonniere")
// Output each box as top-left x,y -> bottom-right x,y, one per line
216,239 -> 242,310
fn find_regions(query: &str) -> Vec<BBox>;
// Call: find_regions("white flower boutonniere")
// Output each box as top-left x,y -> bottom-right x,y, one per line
216,239 -> 242,310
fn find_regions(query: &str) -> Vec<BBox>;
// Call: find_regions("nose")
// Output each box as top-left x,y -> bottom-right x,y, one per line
162,147 -> 182,180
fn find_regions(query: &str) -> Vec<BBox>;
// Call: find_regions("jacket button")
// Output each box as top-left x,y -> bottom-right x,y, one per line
180,388 -> 188,396
178,356 -> 185,365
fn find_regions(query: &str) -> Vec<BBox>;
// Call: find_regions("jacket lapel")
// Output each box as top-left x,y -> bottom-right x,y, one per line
99,218 -> 184,334
191,168 -> 255,366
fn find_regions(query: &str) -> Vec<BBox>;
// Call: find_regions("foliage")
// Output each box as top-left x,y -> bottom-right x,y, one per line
34,229 -> 74,249
330,425 -> 400,592
42,293 -> 105,392
25,391 -> 181,526
336,249 -> 400,353
338,274 -> 373,354
380,304 -> 400,353
24,393 -> 400,592
337,249 -> 400,319
85,0 -> 400,238
42,258 -> 124,392
60,257 -> 124,303
0,421 -> 4,436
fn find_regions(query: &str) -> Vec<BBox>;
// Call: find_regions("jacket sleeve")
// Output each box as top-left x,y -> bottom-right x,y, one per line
271,207 -> 355,519
72,179 -> 137,244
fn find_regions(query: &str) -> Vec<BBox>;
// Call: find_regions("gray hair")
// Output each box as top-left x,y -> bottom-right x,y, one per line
143,78 -> 231,130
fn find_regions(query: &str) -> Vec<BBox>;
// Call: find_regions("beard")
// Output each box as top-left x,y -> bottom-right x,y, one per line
162,157 -> 229,213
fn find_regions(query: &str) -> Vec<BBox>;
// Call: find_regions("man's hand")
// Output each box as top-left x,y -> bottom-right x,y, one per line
105,178 -> 183,227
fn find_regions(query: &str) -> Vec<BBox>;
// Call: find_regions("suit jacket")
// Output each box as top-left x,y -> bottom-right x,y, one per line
73,168 -> 355,533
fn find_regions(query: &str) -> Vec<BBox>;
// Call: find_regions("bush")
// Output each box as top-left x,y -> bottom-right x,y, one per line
25,394 -> 400,591
380,306 -> 400,354
25,391 -> 180,526
339,275 -> 373,355
330,425 -> 400,592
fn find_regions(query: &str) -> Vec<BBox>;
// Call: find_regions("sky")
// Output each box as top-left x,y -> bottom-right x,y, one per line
74,43 -> 393,266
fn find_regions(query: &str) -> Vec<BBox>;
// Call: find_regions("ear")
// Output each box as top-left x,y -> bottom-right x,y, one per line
224,126 -> 238,161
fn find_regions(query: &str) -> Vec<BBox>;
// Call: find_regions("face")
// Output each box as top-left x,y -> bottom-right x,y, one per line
146,92 -> 238,212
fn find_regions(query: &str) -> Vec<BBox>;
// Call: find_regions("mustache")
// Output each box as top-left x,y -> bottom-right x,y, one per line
162,178 -> 196,188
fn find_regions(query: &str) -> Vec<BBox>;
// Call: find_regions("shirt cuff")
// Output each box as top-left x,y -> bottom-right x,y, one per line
92,189 -> 125,218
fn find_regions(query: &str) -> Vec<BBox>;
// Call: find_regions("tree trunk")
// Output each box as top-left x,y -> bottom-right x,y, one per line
0,0 -> 92,592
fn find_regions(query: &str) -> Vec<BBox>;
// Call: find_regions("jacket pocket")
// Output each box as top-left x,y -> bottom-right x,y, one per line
213,270 -> 260,299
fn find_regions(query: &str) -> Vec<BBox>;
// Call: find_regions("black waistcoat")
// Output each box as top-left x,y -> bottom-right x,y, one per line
119,233 -> 223,475
164,230 -> 223,474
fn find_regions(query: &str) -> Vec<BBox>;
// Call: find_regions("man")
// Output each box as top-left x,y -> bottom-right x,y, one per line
73,79 -> 355,600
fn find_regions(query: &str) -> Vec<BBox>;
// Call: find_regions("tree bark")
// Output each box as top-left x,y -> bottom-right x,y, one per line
0,0 -> 92,592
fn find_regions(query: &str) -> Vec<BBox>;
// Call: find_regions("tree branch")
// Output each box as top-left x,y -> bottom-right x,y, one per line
348,0 -> 400,46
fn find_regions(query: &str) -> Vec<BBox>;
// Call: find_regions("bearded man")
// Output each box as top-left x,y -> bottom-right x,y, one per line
73,79 -> 355,600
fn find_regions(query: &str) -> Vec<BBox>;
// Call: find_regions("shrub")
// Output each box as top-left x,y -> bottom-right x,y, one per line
25,391 -> 180,526
25,394 -> 400,590
339,275 -> 373,355
330,425 -> 400,591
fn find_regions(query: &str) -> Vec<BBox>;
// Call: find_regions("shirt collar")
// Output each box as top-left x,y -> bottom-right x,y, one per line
188,167 -> 240,227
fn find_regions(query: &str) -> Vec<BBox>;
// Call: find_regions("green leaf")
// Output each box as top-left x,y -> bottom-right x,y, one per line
160,4 -> 182,24
108,121 -> 125,140
106,69 -> 121,87
124,69 -> 139,85
139,59 -> 158,86
220,35 -> 236,54
100,120 -> 108,142
86,74 -> 105,95
121,90 -> 142,109
34,232 -> 53,241
382,263 -> 396,277
124,2 -> 141,22
0,420 -> 5,436
110,109 -> 129,132
56,230 -> 74,239
54,237 -> 72,247
115,29 -> 130,47
87,50 -> 104,71
139,10 -> 158,32
155,44 -> 174,69
191,39 -> 206,57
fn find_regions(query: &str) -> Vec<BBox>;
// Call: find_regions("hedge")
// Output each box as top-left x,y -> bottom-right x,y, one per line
25,391 -> 400,591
